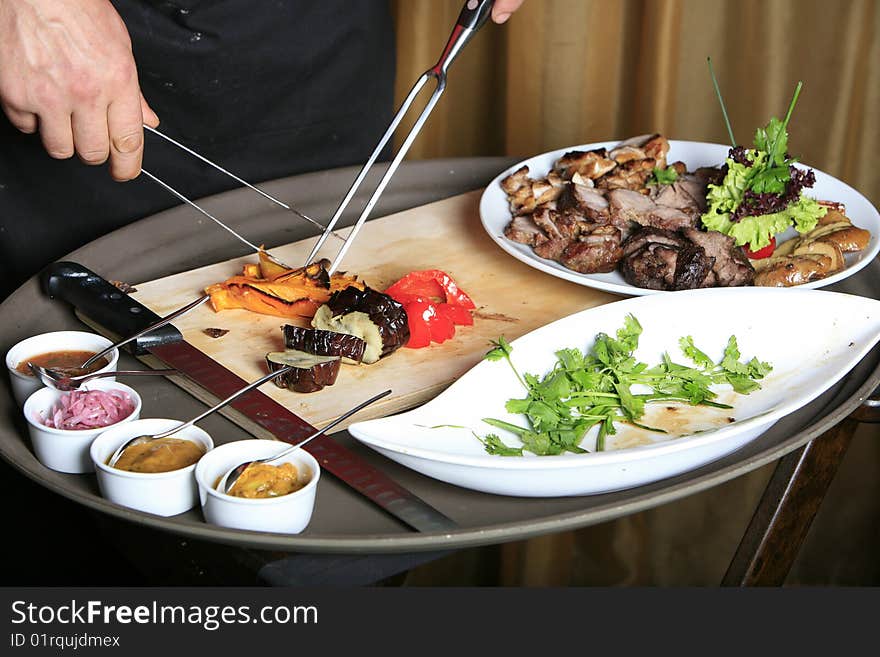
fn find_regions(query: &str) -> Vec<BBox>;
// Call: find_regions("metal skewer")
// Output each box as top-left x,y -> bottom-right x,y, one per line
143,125 -> 345,243
304,0 -> 497,274
140,168 -> 295,270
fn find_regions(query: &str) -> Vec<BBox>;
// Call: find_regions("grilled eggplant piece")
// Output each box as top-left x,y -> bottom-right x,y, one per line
282,325 -> 367,364
266,350 -> 341,393
311,286 -> 409,364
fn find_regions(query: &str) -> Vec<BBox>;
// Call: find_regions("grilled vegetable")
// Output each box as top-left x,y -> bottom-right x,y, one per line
311,286 -> 409,364
282,325 -> 367,364
384,269 -> 475,349
206,252 -> 363,319
266,350 -> 341,393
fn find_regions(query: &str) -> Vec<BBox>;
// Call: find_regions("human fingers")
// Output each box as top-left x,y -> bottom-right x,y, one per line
107,92 -> 145,181
491,0 -> 525,23
140,92 -> 159,128
2,105 -> 38,134
71,108 -> 111,165
38,112 -> 75,160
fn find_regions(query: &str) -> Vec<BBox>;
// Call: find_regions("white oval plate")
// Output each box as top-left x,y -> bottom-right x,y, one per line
349,288 -> 880,497
479,140 -> 880,297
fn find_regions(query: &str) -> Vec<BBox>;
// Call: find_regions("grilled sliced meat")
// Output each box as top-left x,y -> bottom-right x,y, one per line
557,183 -> 612,223
641,135 -> 670,168
693,166 -> 725,186
609,145 -> 647,163
651,180 -> 705,216
554,148 -> 618,180
560,225 -> 623,274
681,227 -> 754,287
531,207 -> 565,240
620,242 -> 680,289
504,214 -> 545,246
609,188 -> 655,224
500,165 -> 530,195
534,237 -> 572,261
597,158 -> 655,191
644,205 -> 695,231
672,243 -> 714,290
621,226 -> 686,258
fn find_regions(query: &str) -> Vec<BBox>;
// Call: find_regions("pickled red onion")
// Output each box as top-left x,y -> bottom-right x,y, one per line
42,389 -> 135,431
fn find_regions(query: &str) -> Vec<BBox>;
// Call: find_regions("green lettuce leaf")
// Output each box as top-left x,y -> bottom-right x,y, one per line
700,156 -> 826,250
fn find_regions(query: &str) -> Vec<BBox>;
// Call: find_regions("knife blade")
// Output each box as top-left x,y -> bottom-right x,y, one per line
41,261 -> 457,533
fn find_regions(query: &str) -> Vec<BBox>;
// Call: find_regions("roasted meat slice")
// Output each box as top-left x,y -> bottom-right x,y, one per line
533,236 -> 572,261
559,225 -> 623,274
620,242 -> 680,290
609,188 -> 655,225
621,226 -> 687,258
608,145 -> 647,163
504,214 -> 545,246
554,148 -> 618,180
556,183 -> 612,223
651,180 -> 706,216
681,227 -> 755,287
644,205 -> 696,231
672,243 -> 714,290
597,158 -> 655,191
500,165 -> 530,195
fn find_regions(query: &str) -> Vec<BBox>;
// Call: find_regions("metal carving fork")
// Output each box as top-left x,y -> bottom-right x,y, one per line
305,0 -> 497,274
139,125 -> 347,270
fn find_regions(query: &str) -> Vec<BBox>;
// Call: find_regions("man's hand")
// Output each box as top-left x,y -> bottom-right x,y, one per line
0,0 -> 159,180
491,0 -> 525,24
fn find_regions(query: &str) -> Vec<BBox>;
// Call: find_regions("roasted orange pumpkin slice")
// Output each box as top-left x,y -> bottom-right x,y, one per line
205,252 -> 363,319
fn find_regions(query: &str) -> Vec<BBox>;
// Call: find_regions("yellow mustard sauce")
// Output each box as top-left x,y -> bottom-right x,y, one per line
225,462 -> 307,499
113,437 -> 205,473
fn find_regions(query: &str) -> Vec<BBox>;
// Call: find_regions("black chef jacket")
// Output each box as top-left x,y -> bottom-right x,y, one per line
0,0 -> 395,299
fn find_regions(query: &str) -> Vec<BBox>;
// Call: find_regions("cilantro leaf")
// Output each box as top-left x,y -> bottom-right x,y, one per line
476,319 -> 771,457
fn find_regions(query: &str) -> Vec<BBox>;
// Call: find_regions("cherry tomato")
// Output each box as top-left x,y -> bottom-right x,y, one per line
744,236 -> 776,259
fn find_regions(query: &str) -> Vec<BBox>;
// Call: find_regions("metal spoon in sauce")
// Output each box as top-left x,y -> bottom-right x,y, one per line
28,363 -> 177,392
107,365 -> 296,468
218,388 -> 392,495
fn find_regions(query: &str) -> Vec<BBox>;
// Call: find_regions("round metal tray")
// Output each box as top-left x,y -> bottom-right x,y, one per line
2,157 -> 878,554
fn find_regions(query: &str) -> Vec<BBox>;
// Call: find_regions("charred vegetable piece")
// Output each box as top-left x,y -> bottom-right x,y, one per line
311,286 -> 409,364
266,349 -> 341,393
205,253 -> 363,320
384,269 -> 475,348
282,325 -> 366,364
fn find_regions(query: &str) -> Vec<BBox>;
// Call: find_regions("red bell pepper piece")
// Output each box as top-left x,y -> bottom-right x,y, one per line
385,270 -> 476,309
386,269 -> 475,348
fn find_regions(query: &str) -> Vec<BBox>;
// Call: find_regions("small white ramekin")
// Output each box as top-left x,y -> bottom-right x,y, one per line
195,439 -> 320,534
91,418 -> 214,517
6,331 -> 119,406
23,380 -> 141,474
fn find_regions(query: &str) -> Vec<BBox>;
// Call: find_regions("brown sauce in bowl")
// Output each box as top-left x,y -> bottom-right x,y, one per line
16,350 -> 109,378
224,462 -> 308,499
113,437 -> 205,474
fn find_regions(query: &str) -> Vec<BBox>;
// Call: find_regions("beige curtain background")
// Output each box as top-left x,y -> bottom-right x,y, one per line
386,0 -> 880,586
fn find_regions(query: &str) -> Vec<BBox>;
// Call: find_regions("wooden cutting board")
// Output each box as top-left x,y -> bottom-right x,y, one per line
131,190 -> 621,430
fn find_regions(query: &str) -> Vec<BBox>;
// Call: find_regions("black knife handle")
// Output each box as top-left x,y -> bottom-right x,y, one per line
41,261 -> 182,354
